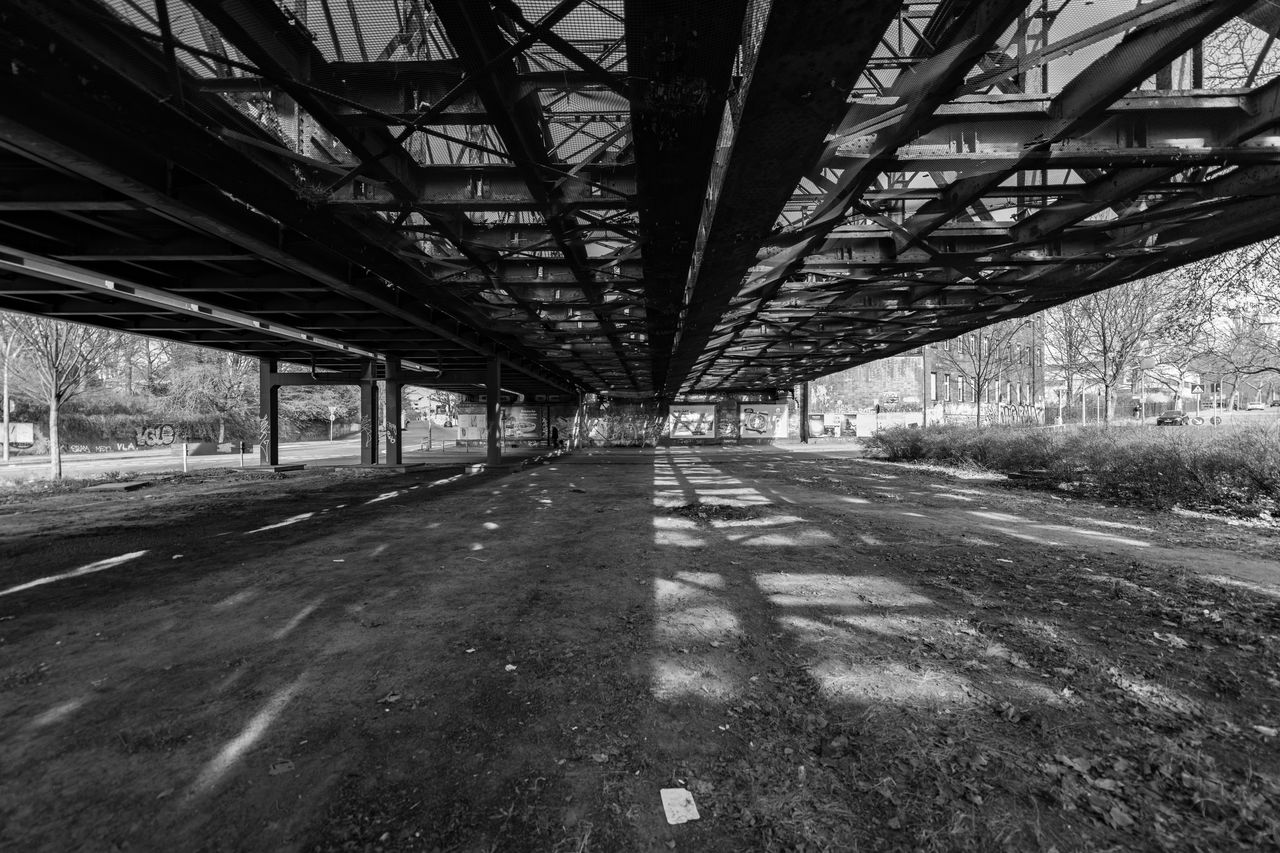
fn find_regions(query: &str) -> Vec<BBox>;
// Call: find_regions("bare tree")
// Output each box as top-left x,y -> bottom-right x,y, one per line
165,346 -> 257,442
1062,272 -> 1213,423
1201,18 -> 1280,89
932,318 -> 1031,427
408,387 -> 463,425
1152,240 -> 1280,400
1198,313 -> 1280,405
1042,300 -> 1091,419
8,315 -> 111,478
0,313 -> 22,463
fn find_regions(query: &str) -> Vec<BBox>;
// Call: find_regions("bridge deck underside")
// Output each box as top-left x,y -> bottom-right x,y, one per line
2,1 -> 1279,398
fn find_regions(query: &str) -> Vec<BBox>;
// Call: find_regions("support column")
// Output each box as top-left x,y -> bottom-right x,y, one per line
259,357 -> 278,466
486,358 -> 502,465
575,392 -> 586,449
360,360 -> 380,465
385,356 -> 402,466
799,382 -> 810,444
920,344 -> 931,428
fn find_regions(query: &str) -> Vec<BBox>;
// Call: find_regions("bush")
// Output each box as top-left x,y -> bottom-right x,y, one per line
864,423 -> 1280,514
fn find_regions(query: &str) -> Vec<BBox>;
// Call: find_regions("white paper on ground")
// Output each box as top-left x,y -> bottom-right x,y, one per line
660,788 -> 700,824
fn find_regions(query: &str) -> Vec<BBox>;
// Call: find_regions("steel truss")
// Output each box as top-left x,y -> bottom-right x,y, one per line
0,1 -> 1279,400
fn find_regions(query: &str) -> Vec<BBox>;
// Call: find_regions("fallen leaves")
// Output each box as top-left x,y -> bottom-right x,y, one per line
1153,631 -> 1190,650
668,502 -> 766,523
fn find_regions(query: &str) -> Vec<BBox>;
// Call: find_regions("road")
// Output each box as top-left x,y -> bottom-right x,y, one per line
0,423 -> 467,483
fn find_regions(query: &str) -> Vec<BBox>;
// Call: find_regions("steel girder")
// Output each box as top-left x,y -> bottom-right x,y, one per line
677,0 -> 1280,392
3,2 -> 1280,400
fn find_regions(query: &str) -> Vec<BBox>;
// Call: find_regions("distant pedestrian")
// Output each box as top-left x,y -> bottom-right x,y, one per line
1132,404 -> 1140,419
551,425 -> 560,449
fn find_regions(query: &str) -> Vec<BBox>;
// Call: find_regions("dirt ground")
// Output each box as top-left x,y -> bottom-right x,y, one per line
1,446 -> 1278,852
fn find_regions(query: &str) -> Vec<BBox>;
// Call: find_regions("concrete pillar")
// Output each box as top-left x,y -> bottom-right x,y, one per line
799,382 -> 810,443
259,358 -> 279,465
360,360 -> 379,465
921,344 -> 930,428
486,358 -> 502,465
385,356 -> 402,465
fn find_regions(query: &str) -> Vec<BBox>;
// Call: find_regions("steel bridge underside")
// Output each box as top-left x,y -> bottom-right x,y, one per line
3,0 -> 1280,400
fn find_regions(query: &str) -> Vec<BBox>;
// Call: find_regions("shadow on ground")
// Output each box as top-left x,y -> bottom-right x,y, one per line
1,448 -> 1277,851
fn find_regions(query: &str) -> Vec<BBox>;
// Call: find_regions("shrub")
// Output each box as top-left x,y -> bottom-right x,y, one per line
863,423 -> 1280,515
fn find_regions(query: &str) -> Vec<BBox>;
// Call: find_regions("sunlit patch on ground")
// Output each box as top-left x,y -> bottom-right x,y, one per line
272,598 -> 324,641
971,508 -> 1154,549
649,540 -> 748,700
0,550 -> 148,598
652,578 -> 740,645
213,589 -> 257,610
811,657 -> 974,705
189,675 -> 306,796
650,656 -> 741,700
709,513 -> 805,528
1063,515 -> 1153,532
755,573 -> 935,609
755,574 -> 976,706
28,697 -> 88,730
652,516 -> 708,547
245,512 -> 314,534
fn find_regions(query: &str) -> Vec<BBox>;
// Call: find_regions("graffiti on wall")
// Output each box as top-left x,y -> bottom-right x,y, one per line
716,402 -> 737,435
739,405 -> 787,438
135,424 -> 177,447
63,443 -> 138,454
258,416 -> 273,451
667,405 -> 716,438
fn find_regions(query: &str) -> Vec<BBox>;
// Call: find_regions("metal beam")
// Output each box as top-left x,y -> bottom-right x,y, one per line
433,0 -> 642,392
891,0 -> 1258,253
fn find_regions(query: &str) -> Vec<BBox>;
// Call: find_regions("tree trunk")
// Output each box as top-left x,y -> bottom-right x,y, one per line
2,348 -> 10,464
218,418 -> 226,443
49,388 -> 61,480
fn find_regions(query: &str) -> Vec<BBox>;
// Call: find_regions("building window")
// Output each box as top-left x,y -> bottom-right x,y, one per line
930,372 -> 938,402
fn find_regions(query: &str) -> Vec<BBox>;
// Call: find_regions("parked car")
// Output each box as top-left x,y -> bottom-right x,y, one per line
1156,410 -> 1189,426
1246,401 -> 1266,411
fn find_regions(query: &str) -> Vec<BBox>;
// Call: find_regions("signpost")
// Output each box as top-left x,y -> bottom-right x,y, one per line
328,405 -> 337,441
